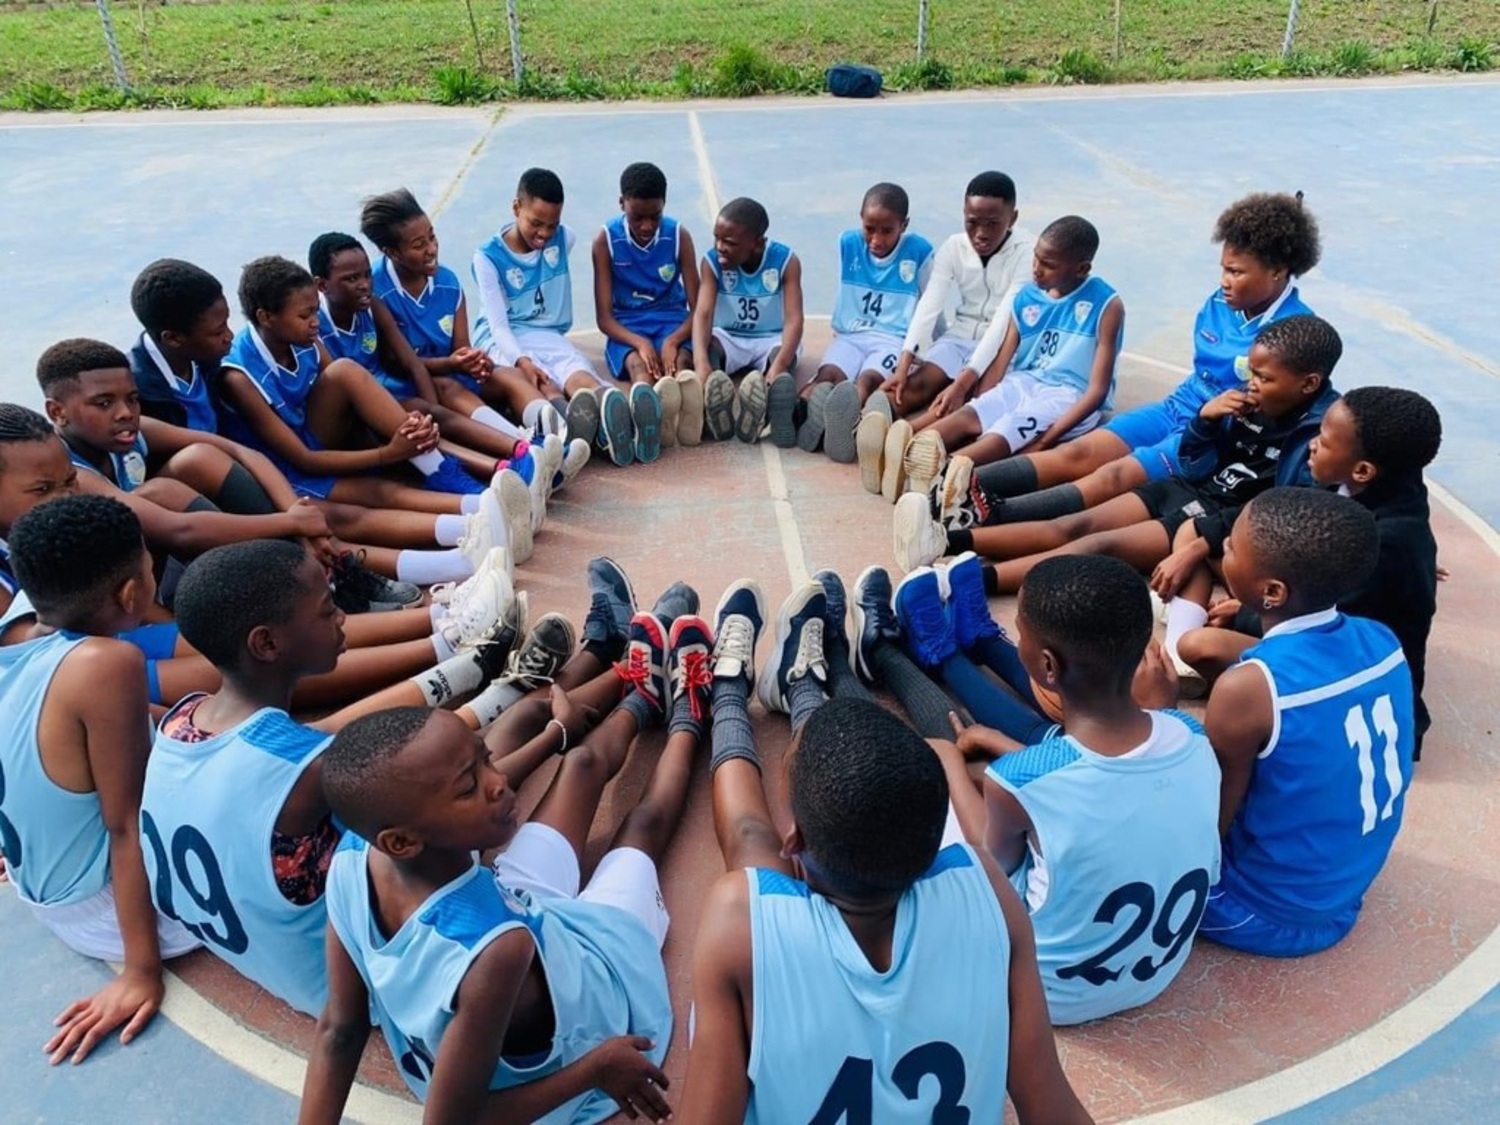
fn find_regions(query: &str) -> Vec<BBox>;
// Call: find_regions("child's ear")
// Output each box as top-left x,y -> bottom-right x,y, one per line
158,328 -> 186,352
315,276 -> 330,294
1259,578 -> 1290,612
1078,260 -> 1093,279
42,397 -> 66,427
115,572 -> 146,617
512,197 -> 522,220
780,821 -> 804,862
253,306 -> 275,330
1300,372 -> 1325,398
1351,457 -> 1379,487
376,826 -> 424,861
1036,646 -> 1063,689
244,622 -> 280,664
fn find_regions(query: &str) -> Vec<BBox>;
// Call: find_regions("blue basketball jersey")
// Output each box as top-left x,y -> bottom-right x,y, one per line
745,845 -> 1011,1124
221,325 -> 321,431
604,213 -> 689,333
326,836 -> 672,1120
317,300 -> 390,385
710,240 -> 793,339
66,432 -> 150,493
475,225 -> 575,334
830,229 -> 934,339
132,334 -> 220,434
1007,275 -> 1123,406
142,701 -> 333,1015
989,711 -> 1221,1024
373,258 -> 463,359
0,630 -> 110,908
1223,609 -> 1415,930
1177,285 -> 1314,408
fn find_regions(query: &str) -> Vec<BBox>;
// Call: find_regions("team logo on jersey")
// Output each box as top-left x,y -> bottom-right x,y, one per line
1073,300 -> 1093,325
722,270 -> 738,292
506,267 -> 525,291
658,263 -> 676,282
360,331 -> 378,355
122,451 -> 148,488
762,268 -> 780,293
1234,353 -> 1250,381
542,246 -> 560,268
1021,304 -> 1042,327
439,314 -> 455,337
899,258 -> 916,283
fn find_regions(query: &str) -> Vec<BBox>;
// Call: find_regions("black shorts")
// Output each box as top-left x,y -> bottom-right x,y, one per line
1132,478 -> 1224,541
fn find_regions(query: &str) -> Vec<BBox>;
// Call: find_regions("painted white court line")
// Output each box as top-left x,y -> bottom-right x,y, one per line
428,107 -> 506,219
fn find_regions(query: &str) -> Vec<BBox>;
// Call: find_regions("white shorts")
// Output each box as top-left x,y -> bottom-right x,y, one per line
18,880 -> 201,963
924,334 -> 978,380
969,373 -> 1097,449
941,803 -> 967,849
492,822 -> 670,948
513,329 -> 605,391
819,331 -> 902,381
711,328 -> 801,377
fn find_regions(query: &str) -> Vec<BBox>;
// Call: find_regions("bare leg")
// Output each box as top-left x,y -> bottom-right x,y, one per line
524,707 -> 640,860
1072,455 -> 1152,508
1017,429 -> 1133,490
971,492 -> 1154,560
992,519 -> 1173,594
608,727 -> 700,863
962,433 -> 1017,467
316,501 -> 444,548
854,369 -> 885,404
710,758 -> 790,874
1177,627 -> 1257,683
292,638 -> 438,710
929,406 -> 984,449
325,476 -> 463,516
340,610 -> 433,647
563,369 -> 602,398
894,363 -> 948,418
412,394 -> 519,460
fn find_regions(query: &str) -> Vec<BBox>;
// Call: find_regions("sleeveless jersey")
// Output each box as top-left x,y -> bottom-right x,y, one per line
831,229 -> 934,339
603,213 -> 688,332
1008,275 -> 1123,406
0,630 -> 110,907
710,240 -> 793,339
221,325 -> 321,431
0,537 -> 15,599
141,701 -> 333,1015
134,333 -> 220,434
989,711 -> 1221,1024
1224,609 -> 1415,928
317,300 -> 389,386
373,258 -> 463,359
1178,285 -> 1314,407
67,432 -> 149,493
326,835 -> 672,1121
745,844 -> 1011,1124
474,224 -> 575,333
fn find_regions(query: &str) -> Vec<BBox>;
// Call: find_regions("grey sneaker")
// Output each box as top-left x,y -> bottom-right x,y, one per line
652,580 -> 700,625
756,582 -> 829,714
505,612 -> 576,689
712,580 -> 766,684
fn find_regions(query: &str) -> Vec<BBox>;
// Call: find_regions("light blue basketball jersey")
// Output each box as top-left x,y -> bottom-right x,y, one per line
221,325 -> 322,431
604,213 -> 688,334
373,258 -> 463,359
0,630 -> 110,907
989,711 -> 1221,1025
475,224 -> 575,333
66,432 -> 150,493
1177,285 -> 1314,407
831,229 -> 934,339
1008,275 -> 1123,406
1222,609 -> 1415,930
141,701 -> 333,1015
710,240 -> 793,339
745,845 -> 1011,1124
0,537 -> 16,599
326,836 -> 672,1121
317,300 -> 390,386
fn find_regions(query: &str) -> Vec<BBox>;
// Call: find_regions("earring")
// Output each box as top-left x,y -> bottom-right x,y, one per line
1262,597 -> 1274,609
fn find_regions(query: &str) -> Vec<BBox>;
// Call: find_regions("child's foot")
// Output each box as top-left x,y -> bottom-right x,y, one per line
856,409 -> 889,495
506,612 -> 576,687
703,369 -> 736,441
893,491 -> 949,572
440,566 -> 514,651
881,419 -> 913,502
734,371 -> 769,443
851,565 -> 900,683
630,382 -> 664,464
534,400 -> 569,443
652,580 -> 700,625
894,566 -> 957,669
471,589 -> 530,681
458,489 -> 503,571
669,615 -> 715,723
553,438 -> 591,494
811,568 -> 851,651
943,551 -> 1002,650
616,612 -> 670,715
599,386 -> 635,467
528,433 -> 563,533
939,455 -> 978,529
864,389 -> 894,423
656,376 -> 681,451
424,453 -> 486,496
767,373 -> 799,449
489,467 -> 534,565
676,370 -> 706,447
903,429 -> 946,500
330,550 -> 424,614
565,388 -> 600,447
584,556 -> 636,646
432,546 -> 512,605
795,381 -> 833,453
712,579 -> 767,683
822,381 -> 861,463
757,582 -> 829,714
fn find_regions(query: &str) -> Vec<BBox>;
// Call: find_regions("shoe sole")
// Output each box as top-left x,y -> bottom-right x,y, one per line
940,456 -> 973,525
704,370 -> 736,441
677,372 -> 705,447
600,391 -> 635,467
849,564 -> 889,682
496,472 -> 534,565
656,377 -> 681,450
767,373 -> 799,449
822,381 -> 861,463
865,389 -> 894,423
796,381 -> 833,453
893,491 -> 942,572
754,589 -> 805,714
881,419 -> 913,502
735,371 -> 769,443
856,411 -> 888,494
903,430 -> 946,499
631,385 -> 663,464
565,391 -> 600,447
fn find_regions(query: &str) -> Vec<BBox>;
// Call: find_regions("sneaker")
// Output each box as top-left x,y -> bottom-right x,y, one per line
505,612 -> 576,688
616,612 -> 670,714
704,370 -> 736,441
584,556 -> 636,646
939,455 -> 978,529
795,381 -> 833,453
565,388 -> 600,447
850,565 -> 899,683
856,410 -> 889,495
1172,648 -> 1209,701
734,370 -> 769,444
811,568 -> 850,652
767,372 -> 799,449
822,381 -> 861,463
432,546 -> 512,608
599,386 -> 635,467
881,419 -> 913,502
756,582 -> 829,715
441,566 -> 512,650
423,454 -> 485,496
893,491 -> 949,572
471,588 -> 529,681
712,579 -> 767,683
903,429 -> 946,499
652,580 -> 700,625
943,551 -> 1001,649
329,550 -> 424,614
554,438 -> 591,492
458,489 -> 501,571
656,376 -> 681,450
677,370 -> 706,447
630,382 -> 664,464
528,433 -> 563,533
864,389 -> 895,423
669,615 -> 715,723
894,566 -> 957,668
533,401 -> 569,443
489,467 -> 534,565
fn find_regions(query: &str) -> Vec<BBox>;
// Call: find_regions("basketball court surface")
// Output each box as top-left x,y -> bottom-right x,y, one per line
3,74 -> 1500,1123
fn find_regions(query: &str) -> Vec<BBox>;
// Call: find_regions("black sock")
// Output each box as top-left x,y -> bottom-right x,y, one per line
584,637 -> 626,667
947,529 -> 975,555
974,457 -> 1038,501
211,462 -> 277,516
989,483 -> 1086,525
982,565 -> 1001,597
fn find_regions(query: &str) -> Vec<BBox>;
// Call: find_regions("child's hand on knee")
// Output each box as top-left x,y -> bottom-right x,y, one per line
1207,597 -> 1242,629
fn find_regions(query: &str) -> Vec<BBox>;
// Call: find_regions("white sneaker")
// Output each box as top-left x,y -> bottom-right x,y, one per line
444,566 -> 515,651
490,467 -> 534,565
535,401 -> 569,442
457,491 -> 500,571
527,434 -> 563,534
432,546 -> 512,609
893,491 -> 949,572
556,438 -> 590,492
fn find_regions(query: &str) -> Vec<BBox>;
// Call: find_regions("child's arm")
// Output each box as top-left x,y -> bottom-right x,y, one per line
298,924 -> 373,1125
1206,664 -> 1274,835
1032,297 -> 1126,451
932,316 -> 1016,419
44,640 -> 164,1065
1177,389 -> 1253,483
370,296 -> 444,400
674,874 -> 754,1121
691,260 -> 719,377
982,773 -> 1033,875
137,415 -> 310,514
769,253 -> 804,379
443,294 -> 495,383
1150,518 -> 1213,601
591,230 -> 659,379
893,237 -> 957,392
472,254 -> 544,388
661,227 -> 701,372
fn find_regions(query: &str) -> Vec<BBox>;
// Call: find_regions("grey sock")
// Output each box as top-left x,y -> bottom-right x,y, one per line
974,456 -> 1039,501
825,647 -> 876,703
989,483 -> 1086,526
787,673 -> 828,733
869,643 -> 958,739
710,677 -> 760,774
668,690 -> 702,737
619,689 -> 657,730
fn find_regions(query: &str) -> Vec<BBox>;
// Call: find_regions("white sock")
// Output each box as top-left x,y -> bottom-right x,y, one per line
1163,598 -> 1210,661
412,651 -> 488,707
410,449 -> 445,475
434,513 -> 467,545
459,494 -> 482,515
472,405 -> 525,440
465,678 -> 526,728
430,602 -> 448,628
522,400 -> 545,428
395,548 -> 472,585
432,626 -> 458,662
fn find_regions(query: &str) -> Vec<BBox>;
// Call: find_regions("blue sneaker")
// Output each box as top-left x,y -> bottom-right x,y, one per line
894,567 -> 957,669
423,454 -> 485,495
599,387 -> 634,467
811,568 -> 850,654
850,565 -> 899,683
652,580 -> 699,624
756,582 -> 828,715
630,382 -> 663,464
503,440 -> 536,485
712,579 -> 766,684
616,612 -> 670,715
669,615 -> 715,724
943,551 -> 1002,650
584,557 -> 635,646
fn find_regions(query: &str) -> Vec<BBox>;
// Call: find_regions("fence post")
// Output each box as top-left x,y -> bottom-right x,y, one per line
505,0 -> 525,85
95,0 -> 131,93
1280,0 -> 1301,59
462,0 -> 486,69
916,0 -> 929,61
1427,0 -> 1439,34
1113,0 -> 1123,63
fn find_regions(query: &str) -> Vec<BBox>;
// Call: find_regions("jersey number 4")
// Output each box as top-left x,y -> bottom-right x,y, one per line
141,811 -> 250,955
1056,868 -> 1210,987
812,1040 -> 970,1123
1346,694 -> 1405,835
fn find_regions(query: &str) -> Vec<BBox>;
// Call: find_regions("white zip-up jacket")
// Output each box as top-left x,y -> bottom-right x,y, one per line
902,229 -> 1035,374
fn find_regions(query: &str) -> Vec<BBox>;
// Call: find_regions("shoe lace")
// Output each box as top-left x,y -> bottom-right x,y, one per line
968,480 -> 991,525
333,550 -> 387,602
676,648 -> 713,721
509,639 -> 559,685
616,644 -> 652,692
792,618 -> 827,680
712,614 -> 755,668
453,591 -> 498,646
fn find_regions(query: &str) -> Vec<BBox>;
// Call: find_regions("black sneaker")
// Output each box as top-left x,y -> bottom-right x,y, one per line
331,551 -> 423,614
851,565 -> 900,684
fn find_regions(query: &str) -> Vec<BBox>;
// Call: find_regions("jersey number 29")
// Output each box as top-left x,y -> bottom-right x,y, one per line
141,810 -> 249,955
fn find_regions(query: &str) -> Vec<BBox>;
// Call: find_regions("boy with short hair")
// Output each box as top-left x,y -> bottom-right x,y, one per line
691,196 -> 805,447
129,257 -> 231,435
1201,487 -> 1414,956
0,494 -> 197,1064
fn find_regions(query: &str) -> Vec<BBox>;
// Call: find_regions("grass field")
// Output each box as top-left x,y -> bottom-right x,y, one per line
1,0 -> 1496,110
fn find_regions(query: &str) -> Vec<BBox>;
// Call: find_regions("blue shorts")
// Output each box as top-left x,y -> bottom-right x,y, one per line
1199,883 -> 1356,958
605,324 -> 691,380
1103,385 -> 1206,482
434,370 -> 482,395
274,427 -> 338,500
375,370 -> 420,399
